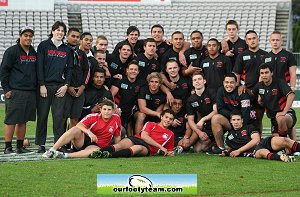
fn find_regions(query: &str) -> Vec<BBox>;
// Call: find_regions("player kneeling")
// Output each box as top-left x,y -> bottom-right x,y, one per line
89,109 -> 175,158
223,111 -> 298,162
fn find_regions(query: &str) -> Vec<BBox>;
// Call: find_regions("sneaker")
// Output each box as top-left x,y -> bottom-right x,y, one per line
4,147 -> 14,154
173,146 -> 183,155
293,152 -> 300,156
101,151 -> 111,158
16,147 -> 32,154
53,151 -> 66,159
42,149 -> 55,158
280,154 -> 296,162
207,146 -> 224,155
36,146 -> 46,153
89,150 -> 103,158
57,146 -> 68,153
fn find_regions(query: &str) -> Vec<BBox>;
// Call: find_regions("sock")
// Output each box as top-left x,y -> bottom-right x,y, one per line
101,145 -> 115,152
291,142 -> 300,153
63,153 -> 69,158
17,140 -> 24,149
110,148 -> 133,158
5,141 -> 12,149
278,130 -> 288,136
267,153 -> 281,161
218,146 -> 225,150
49,147 -> 56,152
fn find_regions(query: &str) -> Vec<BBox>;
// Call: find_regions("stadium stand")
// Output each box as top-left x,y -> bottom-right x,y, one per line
0,0 -> 297,88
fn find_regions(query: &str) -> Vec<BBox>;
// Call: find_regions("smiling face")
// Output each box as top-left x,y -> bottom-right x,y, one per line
151,27 -> 164,43
100,105 -> 114,121
165,61 -> 179,78
127,30 -> 139,45
19,32 -> 33,47
223,76 -> 237,93
172,33 -> 184,50
160,112 -> 175,128
126,63 -> 139,80
52,26 -> 65,41
80,35 -> 93,51
192,74 -> 206,90
119,44 -> 132,60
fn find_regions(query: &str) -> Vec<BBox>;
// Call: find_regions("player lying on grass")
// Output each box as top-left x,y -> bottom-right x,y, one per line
42,99 -> 121,158
89,109 -> 175,158
223,111 -> 298,162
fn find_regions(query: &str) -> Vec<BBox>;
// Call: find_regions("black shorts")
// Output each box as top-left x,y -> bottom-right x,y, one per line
254,137 -> 274,153
64,92 -> 85,119
203,122 -> 215,142
5,90 -> 36,124
121,107 -> 138,128
271,109 -> 297,136
73,134 -> 99,151
127,136 -> 150,156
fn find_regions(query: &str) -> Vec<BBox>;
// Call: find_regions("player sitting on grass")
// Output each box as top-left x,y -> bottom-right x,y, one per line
42,99 -> 121,158
89,109 -> 175,158
223,111 -> 298,162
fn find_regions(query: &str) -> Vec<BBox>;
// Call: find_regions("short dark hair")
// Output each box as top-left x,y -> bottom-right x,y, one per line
259,63 -> 273,73
49,21 -> 67,38
94,50 -> 106,56
127,26 -> 140,36
92,67 -> 105,77
96,35 -> 108,44
160,109 -> 175,119
127,60 -> 139,69
99,99 -> 115,109
67,27 -> 80,35
226,20 -> 239,30
190,30 -> 203,38
224,73 -> 237,82
192,72 -> 205,79
245,30 -> 257,38
143,38 -> 156,47
207,38 -> 219,46
151,24 -> 164,34
230,110 -> 243,119
171,31 -> 184,39
80,32 -> 93,40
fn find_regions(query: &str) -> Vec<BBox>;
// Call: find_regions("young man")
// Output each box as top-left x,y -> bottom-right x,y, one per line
223,111 -> 297,162
134,38 -> 161,80
0,27 -> 37,154
91,35 -> 109,55
110,60 -> 146,136
151,24 -> 171,60
42,99 -> 121,159
251,63 -> 297,140
199,38 -> 232,93
89,109 -> 175,158
65,28 -> 90,129
210,73 -> 256,154
263,31 -> 297,90
185,73 -> 217,152
233,30 -> 267,132
35,21 -> 73,153
221,20 -> 247,68
182,31 -> 208,77
112,26 -> 144,56
94,50 -> 111,79
81,68 -> 114,118
136,72 -> 166,133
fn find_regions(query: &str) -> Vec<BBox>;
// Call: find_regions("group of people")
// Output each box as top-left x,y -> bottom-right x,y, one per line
0,19 -> 298,162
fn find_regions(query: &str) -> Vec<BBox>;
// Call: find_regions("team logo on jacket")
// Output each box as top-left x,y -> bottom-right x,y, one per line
135,86 -> 140,93
204,98 -> 211,104
243,55 -> 251,61
241,99 -> 250,107
280,57 -> 287,62
48,50 -> 66,58
216,61 -> 223,68
108,126 -> 114,134
138,61 -> 145,67
151,64 -> 157,70
238,48 -> 244,53
191,101 -> 199,107
162,133 -> 168,140
181,83 -> 188,89
159,48 -> 165,54
241,130 -> 247,136
121,83 -> 128,89
272,89 -> 278,95
154,99 -> 161,105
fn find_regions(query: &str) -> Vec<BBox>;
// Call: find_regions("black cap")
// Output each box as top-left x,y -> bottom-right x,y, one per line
19,26 -> 34,36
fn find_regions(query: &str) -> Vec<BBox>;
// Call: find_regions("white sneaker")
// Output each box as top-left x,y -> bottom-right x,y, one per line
42,149 -> 55,158
280,154 -> 296,162
53,151 -> 66,159
173,146 -> 183,155
293,152 -> 300,156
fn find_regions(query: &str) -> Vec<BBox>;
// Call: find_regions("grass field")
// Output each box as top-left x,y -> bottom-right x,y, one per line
1,154 -> 300,196
0,105 -> 299,196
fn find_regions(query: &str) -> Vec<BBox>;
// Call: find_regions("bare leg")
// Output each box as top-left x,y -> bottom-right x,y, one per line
52,127 -> 85,150
193,139 -> 212,153
4,124 -> 16,142
113,138 -> 135,151
134,112 -> 145,135
211,114 -> 231,147
129,145 -> 149,156
15,124 -> 26,140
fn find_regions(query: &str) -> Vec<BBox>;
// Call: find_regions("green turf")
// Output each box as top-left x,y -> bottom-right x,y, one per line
0,104 -> 299,137
0,154 -> 300,196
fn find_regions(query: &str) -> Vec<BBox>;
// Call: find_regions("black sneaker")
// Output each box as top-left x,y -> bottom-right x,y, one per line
4,147 -> 14,154
16,147 -> 32,154
36,146 -> 46,153
57,146 -> 68,153
207,146 -> 224,155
